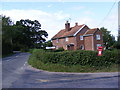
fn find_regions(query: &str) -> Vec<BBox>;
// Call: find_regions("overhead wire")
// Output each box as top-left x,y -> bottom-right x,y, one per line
97,0 -> 117,27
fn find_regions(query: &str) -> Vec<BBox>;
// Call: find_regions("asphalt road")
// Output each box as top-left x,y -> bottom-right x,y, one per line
2,52 -> 119,88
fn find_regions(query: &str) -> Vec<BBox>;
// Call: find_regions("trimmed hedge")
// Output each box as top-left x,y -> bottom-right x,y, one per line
30,49 -> 120,67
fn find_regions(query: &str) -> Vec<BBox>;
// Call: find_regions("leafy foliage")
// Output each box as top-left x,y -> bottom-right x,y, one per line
29,49 -> 120,68
14,19 -> 48,49
2,15 -> 48,55
113,42 -> 120,49
100,27 -> 116,49
42,40 -> 53,48
2,16 -> 13,55
54,47 -> 64,52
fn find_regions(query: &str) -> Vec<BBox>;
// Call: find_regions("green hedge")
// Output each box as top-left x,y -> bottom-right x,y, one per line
29,49 -> 120,67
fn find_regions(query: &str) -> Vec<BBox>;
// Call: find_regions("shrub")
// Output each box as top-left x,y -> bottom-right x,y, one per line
29,49 -> 120,68
54,47 -> 64,52
113,41 -> 120,49
2,41 -> 13,55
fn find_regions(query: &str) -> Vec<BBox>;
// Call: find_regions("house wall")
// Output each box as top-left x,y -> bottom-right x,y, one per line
93,30 -> 103,51
52,25 -> 89,50
52,26 -> 103,51
84,36 -> 93,51
75,26 -> 89,50
52,36 -> 77,50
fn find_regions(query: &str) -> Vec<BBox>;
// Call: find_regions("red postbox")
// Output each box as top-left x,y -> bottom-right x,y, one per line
98,46 -> 103,56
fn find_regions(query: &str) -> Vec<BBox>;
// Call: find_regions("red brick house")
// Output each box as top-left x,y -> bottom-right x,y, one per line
51,21 -> 103,51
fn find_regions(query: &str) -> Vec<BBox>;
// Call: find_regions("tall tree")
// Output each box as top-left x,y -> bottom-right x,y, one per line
14,19 -> 48,49
2,16 -> 13,55
113,36 -> 120,49
100,27 -> 115,49
42,40 -> 53,49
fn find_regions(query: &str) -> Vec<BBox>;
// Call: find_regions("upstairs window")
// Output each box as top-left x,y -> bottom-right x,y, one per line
96,34 -> 100,40
65,37 -> 69,41
80,35 -> 83,40
56,39 -> 59,43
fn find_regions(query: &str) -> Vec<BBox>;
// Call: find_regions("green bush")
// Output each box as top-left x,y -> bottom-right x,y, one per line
54,47 -> 64,52
113,41 -> 120,49
2,41 -> 13,55
29,49 -> 120,68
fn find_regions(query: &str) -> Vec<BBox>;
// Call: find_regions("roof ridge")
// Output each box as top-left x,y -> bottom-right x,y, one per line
52,24 -> 88,39
84,28 -> 99,35
73,24 -> 86,36
92,28 -> 99,34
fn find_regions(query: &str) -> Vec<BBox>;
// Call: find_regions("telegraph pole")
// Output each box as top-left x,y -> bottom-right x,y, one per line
118,1 -> 120,37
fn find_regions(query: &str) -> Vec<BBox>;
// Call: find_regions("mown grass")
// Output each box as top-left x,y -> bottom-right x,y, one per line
28,50 -> 119,73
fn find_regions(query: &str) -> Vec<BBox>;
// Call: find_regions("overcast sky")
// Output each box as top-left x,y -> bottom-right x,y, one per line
1,0 -> 118,40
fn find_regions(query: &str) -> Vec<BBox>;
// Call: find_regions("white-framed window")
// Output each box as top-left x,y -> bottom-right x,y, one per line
80,35 -> 83,40
96,34 -> 100,40
80,45 -> 84,50
65,37 -> 69,41
96,44 -> 101,49
56,39 -> 59,43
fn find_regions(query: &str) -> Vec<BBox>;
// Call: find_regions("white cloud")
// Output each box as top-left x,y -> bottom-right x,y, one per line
54,11 -> 70,20
72,16 -> 96,28
84,11 -> 95,16
72,6 -> 84,11
47,4 -> 53,8
1,9 -> 70,40
72,11 -> 118,40
1,8 -> 118,41
98,11 -> 118,40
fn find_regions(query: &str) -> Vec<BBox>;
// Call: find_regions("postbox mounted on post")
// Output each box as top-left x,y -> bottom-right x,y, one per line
98,46 -> 103,56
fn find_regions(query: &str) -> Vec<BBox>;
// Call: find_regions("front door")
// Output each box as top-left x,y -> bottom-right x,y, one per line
67,45 -> 74,50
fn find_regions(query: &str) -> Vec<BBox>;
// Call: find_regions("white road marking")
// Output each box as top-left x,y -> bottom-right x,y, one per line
20,67 -> 23,69
24,62 -> 27,66
25,62 -> 27,64
36,79 -> 50,82
24,64 -> 26,66
6,59 -> 10,61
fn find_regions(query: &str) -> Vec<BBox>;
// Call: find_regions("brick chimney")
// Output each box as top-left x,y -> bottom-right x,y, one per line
75,22 -> 78,26
65,21 -> 70,31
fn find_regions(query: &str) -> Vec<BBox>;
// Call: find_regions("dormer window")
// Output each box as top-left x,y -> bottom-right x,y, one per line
65,37 -> 69,41
96,34 -> 100,40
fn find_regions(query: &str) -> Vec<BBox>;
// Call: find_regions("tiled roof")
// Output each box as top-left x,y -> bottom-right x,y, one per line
52,24 -> 85,39
85,28 -> 98,35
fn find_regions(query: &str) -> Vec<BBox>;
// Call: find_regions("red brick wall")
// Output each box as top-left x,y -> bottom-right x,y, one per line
52,36 -> 77,50
52,26 -> 103,51
84,36 -> 93,51
84,30 -> 103,51
93,30 -> 103,50
52,25 -> 89,50
75,26 -> 89,50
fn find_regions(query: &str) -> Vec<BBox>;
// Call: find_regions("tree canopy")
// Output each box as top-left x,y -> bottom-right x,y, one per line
2,16 -> 13,55
100,27 -> 116,49
13,19 -> 48,49
2,16 -> 48,55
